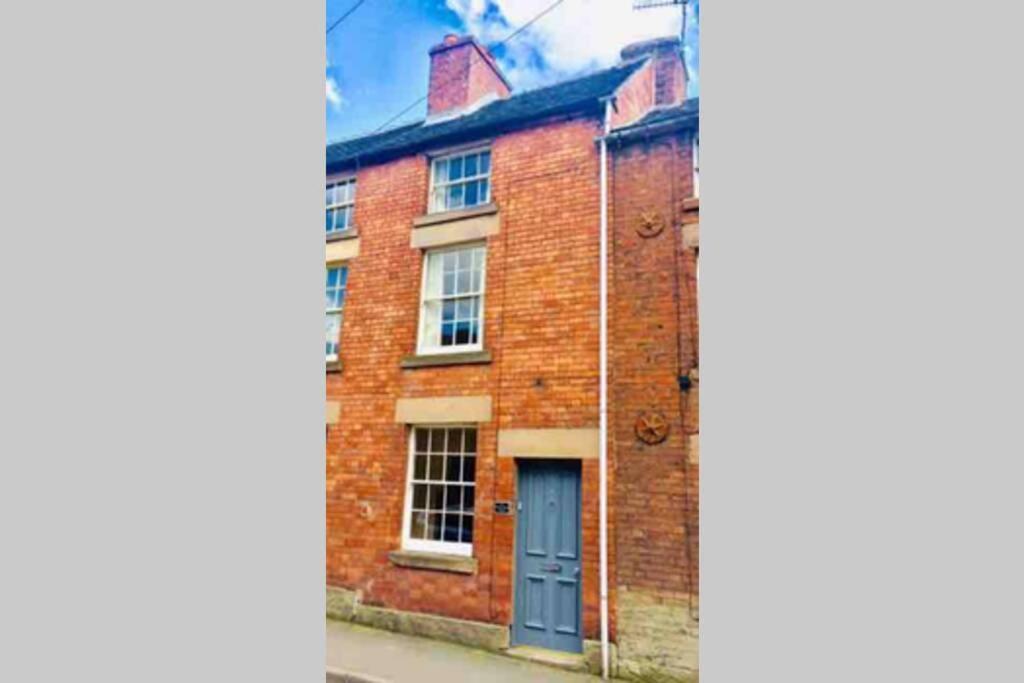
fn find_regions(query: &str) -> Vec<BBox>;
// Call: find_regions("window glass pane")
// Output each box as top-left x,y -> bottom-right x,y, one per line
414,454 -> 427,480
463,456 -> 476,482
479,179 -> 490,204
325,314 -> 340,357
449,156 -> 463,181
445,485 -> 462,511
415,429 -> 429,453
428,483 -> 444,509
442,300 -> 456,323
448,184 -> 464,209
454,321 -> 470,345
443,515 -> 461,542
443,251 -> 458,273
428,455 -> 444,481
463,486 -> 474,512
465,181 -> 479,207
412,484 -> 427,509
429,426 -> 445,453
326,185 -> 335,207
440,322 -> 455,347
464,430 -> 477,454
422,300 -> 440,348
449,428 -> 464,453
464,154 -> 478,177
456,298 -> 473,320
411,511 -> 427,539
461,515 -> 474,543
446,455 -> 462,482
480,151 -> 490,175
327,268 -> 339,287
425,254 -> 444,299
427,513 -> 443,540
433,158 -> 448,184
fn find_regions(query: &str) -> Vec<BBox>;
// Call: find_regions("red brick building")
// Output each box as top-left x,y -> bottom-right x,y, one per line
325,34 -> 698,680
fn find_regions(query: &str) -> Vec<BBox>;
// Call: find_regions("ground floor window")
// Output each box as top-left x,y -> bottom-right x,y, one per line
402,426 -> 477,556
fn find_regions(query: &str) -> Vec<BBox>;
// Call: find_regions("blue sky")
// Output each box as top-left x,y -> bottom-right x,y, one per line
327,0 -> 699,143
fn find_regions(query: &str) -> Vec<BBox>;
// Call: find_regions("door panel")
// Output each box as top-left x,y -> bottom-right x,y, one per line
513,460 -> 583,653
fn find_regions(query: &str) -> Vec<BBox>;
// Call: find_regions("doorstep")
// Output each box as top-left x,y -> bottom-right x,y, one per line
505,646 -> 588,674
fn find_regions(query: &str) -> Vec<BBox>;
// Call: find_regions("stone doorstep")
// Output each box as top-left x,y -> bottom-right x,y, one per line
325,667 -> 389,683
504,646 -> 587,673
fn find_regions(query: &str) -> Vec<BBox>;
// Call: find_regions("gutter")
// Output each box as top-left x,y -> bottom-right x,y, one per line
598,109 -> 699,146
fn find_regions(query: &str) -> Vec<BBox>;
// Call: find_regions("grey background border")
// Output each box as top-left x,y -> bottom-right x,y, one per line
0,0 -> 1021,681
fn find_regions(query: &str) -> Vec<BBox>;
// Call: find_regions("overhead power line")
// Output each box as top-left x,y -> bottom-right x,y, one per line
373,0 -> 571,133
327,0 -> 369,36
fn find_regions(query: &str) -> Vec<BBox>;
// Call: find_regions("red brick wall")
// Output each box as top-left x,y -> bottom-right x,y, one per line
610,61 -> 654,130
609,130 -> 699,601
326,115 -> 614,639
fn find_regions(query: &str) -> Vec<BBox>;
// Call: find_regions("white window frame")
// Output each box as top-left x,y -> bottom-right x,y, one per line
325,263 -> 348,361
428,147 -> 492,214
416,243 -> 486,356
400,425 -> 477,557
326,177 -> 356,234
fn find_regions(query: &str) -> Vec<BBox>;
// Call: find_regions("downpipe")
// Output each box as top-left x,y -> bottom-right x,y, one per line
598,97 -> 613,681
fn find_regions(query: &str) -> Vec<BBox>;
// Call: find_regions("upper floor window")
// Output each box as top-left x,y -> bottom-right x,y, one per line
430,149 -> 491,213
325,265 -> 348,361
417,244 -> 486,355
326,178 -> 356,234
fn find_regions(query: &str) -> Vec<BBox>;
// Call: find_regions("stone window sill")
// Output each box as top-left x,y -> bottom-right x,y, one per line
326,228 -> 359,243
326,359 -> 343,374
682,196 -> 699,211
388,550 -> 477,575
400,350 -> 492,369
413,203 -> 498,228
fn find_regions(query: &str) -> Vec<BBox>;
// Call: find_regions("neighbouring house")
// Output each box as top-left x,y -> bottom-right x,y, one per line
325,33 -> 699,680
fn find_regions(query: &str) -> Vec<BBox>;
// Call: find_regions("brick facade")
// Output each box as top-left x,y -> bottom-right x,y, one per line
327,33 -> 698,679
610,131 -> 700,678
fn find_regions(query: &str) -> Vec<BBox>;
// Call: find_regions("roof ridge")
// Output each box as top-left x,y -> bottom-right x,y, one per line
327,60 -> 646,151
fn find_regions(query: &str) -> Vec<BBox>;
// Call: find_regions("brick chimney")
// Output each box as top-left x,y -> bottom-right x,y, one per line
620,36 -> 687,106
427,34 -> 512,118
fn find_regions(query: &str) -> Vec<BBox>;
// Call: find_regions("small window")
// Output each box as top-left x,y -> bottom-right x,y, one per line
325,265 -> 348,360
430,149 -> 491,213
326,178 -> 356,234
417,245 -> 486,354
403,426 -> 477,556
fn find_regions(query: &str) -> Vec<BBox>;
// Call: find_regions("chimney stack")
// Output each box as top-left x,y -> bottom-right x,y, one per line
427,34 -> 512,118
620,36 -> 687,106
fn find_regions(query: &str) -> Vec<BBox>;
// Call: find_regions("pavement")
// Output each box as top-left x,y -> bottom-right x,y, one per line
327,619 -> 600,683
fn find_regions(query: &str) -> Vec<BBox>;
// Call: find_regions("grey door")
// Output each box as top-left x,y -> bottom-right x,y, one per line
513,460 -> 583,653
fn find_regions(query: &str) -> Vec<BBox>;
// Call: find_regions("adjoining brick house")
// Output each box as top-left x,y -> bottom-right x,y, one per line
325,33 -> 699,679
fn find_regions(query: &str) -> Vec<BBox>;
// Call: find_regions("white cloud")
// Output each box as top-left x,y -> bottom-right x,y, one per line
326,77 -> 343,110
445,0 -> 686,90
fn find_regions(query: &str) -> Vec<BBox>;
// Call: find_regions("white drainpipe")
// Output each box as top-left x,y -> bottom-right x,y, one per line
598,96 -> 613,681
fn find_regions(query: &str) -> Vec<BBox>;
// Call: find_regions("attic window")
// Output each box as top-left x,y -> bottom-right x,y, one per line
430,149 -> 491,213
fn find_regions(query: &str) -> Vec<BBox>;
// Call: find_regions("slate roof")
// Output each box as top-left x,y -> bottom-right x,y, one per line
326,59 -> 648,173
610,98 -> 700,137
